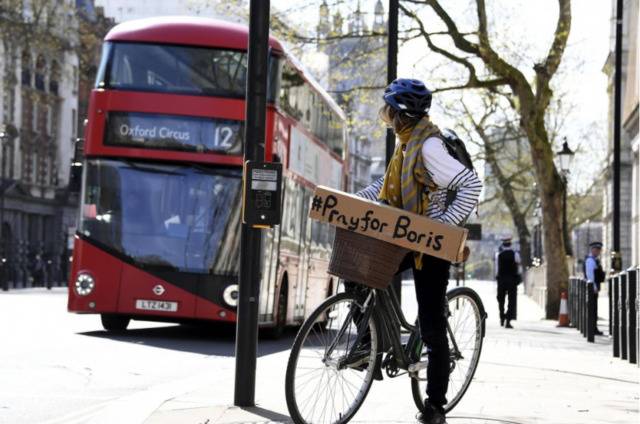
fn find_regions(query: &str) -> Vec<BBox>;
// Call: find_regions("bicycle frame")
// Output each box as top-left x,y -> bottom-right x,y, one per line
373,286 -> 463,373
326,284 -> 462,375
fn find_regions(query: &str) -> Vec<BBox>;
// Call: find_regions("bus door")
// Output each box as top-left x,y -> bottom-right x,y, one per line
258,224 -> 280,323
293,188 -> 312,321
304,219 -> 331,318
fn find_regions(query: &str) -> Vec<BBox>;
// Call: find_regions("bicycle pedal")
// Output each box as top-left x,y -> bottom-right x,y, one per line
408,360 -> 428,374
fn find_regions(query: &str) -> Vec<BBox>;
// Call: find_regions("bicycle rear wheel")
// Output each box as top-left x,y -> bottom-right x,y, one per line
285,291 -> 380,424
411,286 -> 485,413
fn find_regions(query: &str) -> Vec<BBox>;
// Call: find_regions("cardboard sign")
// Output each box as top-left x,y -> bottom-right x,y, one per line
309,186 -> 468,263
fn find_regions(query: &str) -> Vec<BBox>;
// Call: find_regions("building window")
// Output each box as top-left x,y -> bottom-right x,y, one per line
46,105 -> 52,136
21,51 -> 31,87
35,55 -> 46,91
49,60 -> 60,95
32,103 -> 38,132
71,108 -> 77,138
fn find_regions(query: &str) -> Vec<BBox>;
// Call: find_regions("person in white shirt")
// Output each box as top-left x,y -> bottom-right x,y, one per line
353,78 -> 482,424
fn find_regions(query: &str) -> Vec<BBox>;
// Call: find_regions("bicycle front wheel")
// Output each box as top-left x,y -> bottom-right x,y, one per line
285,291 -> 380,424
411,286 -> 485,413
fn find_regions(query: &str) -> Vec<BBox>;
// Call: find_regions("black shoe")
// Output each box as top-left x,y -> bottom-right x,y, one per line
417,402 -> 447,424
594,329 -> 604,336
500,317 -> 505,327
505,320 -> 513,329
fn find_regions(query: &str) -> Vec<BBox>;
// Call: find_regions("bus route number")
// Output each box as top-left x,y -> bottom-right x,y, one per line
242,161 -> 283,228
213,126 -> 235,150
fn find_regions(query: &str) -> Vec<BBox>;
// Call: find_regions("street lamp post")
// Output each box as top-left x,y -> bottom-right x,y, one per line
556,138 -> 575,257
0,127 -> 8,291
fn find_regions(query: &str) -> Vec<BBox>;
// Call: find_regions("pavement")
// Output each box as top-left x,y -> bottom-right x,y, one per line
139,280 -> 640,424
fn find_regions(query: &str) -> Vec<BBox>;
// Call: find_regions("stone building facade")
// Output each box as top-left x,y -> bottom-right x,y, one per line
0,0 -> 89,288
317,0 -> 387,193
602,0 -> 639,269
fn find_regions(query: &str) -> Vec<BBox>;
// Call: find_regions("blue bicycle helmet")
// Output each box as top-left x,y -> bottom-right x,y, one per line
383,78 -> 432,116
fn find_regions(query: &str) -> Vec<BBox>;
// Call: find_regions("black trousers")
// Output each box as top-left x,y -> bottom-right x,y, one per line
346,254 -> 450,408
497,281 -> 517,321
401,253 -> 451,408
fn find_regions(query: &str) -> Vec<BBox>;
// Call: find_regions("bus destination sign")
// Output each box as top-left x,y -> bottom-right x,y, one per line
105,112 -> 243,155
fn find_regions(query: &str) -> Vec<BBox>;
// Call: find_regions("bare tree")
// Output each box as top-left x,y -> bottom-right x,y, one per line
400,0 -> 572,318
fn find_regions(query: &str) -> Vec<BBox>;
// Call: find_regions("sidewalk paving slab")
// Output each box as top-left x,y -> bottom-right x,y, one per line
142,280 -> 639,424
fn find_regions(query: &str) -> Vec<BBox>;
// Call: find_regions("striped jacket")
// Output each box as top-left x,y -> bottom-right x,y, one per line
356,136 -> 482,226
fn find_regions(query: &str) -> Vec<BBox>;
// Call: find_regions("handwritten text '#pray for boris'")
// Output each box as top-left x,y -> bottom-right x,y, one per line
313,194 -> 444,251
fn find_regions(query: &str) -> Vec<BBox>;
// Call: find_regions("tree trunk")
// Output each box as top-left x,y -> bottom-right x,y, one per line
480,131 -> 533,268
516,226 -> 532,268
523,124 -> 569,319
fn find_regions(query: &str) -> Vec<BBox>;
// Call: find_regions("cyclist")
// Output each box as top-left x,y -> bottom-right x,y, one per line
356,78 -> 482,424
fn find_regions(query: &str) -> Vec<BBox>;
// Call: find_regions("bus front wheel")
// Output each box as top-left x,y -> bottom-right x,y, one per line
101,314 -> 130,332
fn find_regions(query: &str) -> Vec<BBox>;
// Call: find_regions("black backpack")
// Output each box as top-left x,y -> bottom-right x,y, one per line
440,128 -> 476,173
437,129 -> 477,215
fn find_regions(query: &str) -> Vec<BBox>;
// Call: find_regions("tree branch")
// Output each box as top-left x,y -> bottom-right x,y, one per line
534,0 -> 572,111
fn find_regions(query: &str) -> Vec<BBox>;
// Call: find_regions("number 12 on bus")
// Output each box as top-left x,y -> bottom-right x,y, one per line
67,17 -> 347,334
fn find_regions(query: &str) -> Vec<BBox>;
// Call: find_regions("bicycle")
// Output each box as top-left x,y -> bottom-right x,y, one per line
285,279 -> 487,424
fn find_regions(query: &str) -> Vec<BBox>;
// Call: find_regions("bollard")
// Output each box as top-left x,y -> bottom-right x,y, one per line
587,281 -> 596,343
619,272 -> 628,360
613,275 -> 620,357
609,276 -> 614,336
626,268 -> 637,364
577,279 -> 583,334
582,279 -> 588,337
568,278 -> 573,326
569,278 -> 576,327
636,267 -> 639,368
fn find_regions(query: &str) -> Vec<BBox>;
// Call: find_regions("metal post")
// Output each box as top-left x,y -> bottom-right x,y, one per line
0,132 -> 7,291
626,268 -> 637,364
386,0 -> 398,166
569,278 -> 575,327
619,273 -> 628,360
386,0 -> 401,302
562,175 -> 572,256
611,0 -> 623,270
613,275 -> 620,357
609,277 -> 614,335
234,0 -> 270,407
578,279 -> 583,334
583,280 -> 589,336
571,279 -> 576,326
587,281 -> 595,343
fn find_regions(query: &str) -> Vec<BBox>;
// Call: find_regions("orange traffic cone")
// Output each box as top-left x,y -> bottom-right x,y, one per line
557,290 -> 570,327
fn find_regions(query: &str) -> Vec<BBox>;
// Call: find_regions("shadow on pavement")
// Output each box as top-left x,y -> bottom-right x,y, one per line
239,406 -> 292,423
78,323 -> 298,356
447,418 -> 526,424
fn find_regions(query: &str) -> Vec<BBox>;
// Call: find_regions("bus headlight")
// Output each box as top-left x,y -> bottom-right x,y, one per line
222,284 -> 239,308
75,273 -> 95,296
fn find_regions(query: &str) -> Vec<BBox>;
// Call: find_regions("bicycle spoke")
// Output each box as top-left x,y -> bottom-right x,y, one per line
288,294 -> 378,424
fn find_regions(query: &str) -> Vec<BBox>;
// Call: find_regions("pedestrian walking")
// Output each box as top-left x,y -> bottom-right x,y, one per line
355,78 -> 482,424
583,241 -> 605,336
495,236 -> 521,329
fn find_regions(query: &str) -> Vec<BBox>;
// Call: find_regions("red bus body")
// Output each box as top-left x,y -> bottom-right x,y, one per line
67,17 -> 346,329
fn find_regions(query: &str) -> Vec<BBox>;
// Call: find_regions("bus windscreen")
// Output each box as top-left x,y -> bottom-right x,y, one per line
79,159 -> 241,275
97,41 -> 279,100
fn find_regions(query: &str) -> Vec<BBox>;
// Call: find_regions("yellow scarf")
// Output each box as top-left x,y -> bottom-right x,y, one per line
379,116 -> 440,268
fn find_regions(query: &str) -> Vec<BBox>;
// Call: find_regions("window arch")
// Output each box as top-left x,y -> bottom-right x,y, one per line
35,55 -> 46,91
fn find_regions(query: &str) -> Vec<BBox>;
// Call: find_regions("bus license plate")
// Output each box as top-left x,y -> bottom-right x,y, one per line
135,299 -> 178,312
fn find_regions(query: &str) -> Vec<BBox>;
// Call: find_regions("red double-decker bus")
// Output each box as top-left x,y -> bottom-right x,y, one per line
68,17 -> 346,335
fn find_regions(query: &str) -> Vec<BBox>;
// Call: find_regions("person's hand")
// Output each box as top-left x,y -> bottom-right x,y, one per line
461,246 -> 470,262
